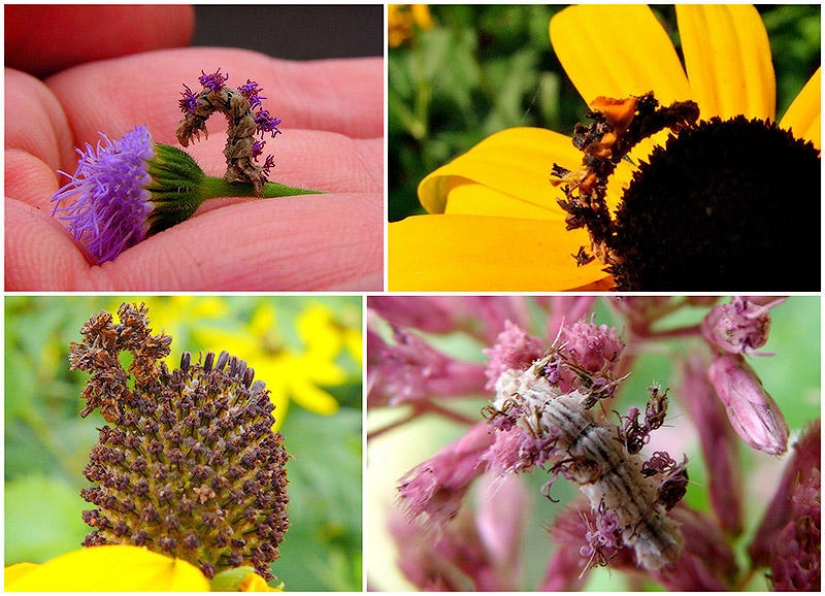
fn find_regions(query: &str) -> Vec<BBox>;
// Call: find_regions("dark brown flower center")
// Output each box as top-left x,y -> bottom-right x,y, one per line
553,93 -> 820,291
610,116 -> 820,291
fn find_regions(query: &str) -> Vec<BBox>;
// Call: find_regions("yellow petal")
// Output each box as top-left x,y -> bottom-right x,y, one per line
445,181 -> 560,219
289,377 -> 341,415
780,67 -> 821,150
550,5 -> 691,106
388,214 -> 607,291
296,304 -> 343,356
417,127 -> 581,215
676,5 -> 775,120
5,546 -> 210,592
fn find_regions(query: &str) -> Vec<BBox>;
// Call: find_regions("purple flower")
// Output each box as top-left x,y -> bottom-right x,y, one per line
367,325 -> 487,407
262,154 -> 276,178
250,139 -> 266,161
482,321 -> 544,390
561,316 -> 624,373
51,124 -> 309,265
178,84 -> 201,115
254,110 -> 283,138
198,68 -> 229,92
237,79 -> 267,109
52,126 -> 155,264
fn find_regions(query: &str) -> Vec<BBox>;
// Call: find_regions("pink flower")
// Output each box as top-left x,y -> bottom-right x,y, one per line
560,317 -> 624,373
482,321 -> 544,390
702,296 -> 784,355
749,420 -> 821,590
397,423 -> 494,529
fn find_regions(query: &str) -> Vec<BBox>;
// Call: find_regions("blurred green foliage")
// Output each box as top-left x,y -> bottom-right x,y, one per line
4,296 -> 362,591
389,4 -> 821,221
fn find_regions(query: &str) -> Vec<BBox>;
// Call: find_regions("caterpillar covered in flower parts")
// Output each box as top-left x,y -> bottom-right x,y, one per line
177,69 -> 281,196
483,343 -> 688,572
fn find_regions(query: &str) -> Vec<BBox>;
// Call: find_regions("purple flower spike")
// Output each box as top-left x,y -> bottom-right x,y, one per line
262,155 -> 276,178
198,68 -> 229,92
250,140 -> 266,161
238,79 -> 267,109
254,110 -> 283,138
178,84 -> 200,115
52,126 -> 155,264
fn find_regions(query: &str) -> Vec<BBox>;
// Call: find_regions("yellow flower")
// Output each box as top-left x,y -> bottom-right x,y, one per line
389,4 -> 434,48
4,546 -> 210,591
389,5 -> 820,291
194,302 -> 355,429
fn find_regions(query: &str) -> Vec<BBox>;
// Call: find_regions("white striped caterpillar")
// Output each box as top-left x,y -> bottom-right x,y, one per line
485,351 -> 687,571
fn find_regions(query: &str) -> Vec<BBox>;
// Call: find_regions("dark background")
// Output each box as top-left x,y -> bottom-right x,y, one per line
191,4 -> 384,59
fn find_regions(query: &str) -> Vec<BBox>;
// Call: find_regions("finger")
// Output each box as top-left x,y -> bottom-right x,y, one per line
5,5 -> 194,77
5,198 -> 92,289
91,192 -> 384,291
45,50 -> 383,144
5,68 -> 74,173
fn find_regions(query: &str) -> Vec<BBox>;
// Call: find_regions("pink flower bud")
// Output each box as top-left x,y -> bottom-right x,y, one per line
367,325 -> 487,407
397,423 -> 494,529
707,353 -> 789,455
701,296 -> 783,355
679,354 -> 743,535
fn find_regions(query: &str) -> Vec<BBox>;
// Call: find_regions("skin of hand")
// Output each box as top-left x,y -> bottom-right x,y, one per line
5,6 -> 384,291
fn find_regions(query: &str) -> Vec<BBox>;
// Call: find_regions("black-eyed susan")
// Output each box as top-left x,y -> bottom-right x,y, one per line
389,5 -> 820,291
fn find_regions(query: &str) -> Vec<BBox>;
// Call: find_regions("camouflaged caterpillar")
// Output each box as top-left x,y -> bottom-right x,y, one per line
487,352 -> 687,571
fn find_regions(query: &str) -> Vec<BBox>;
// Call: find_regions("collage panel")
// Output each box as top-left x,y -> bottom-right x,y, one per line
5,4 -> 383,292
4,296 -> 362,591
388,5 -> 820,292
366,295 -> 820,591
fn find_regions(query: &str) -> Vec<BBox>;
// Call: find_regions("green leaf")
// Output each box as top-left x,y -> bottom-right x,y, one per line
4,475 -> 89,565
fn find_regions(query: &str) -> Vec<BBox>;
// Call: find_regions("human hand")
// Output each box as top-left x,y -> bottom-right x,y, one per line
5,6 -> 383,291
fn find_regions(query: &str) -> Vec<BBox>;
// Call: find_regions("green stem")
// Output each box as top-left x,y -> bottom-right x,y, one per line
199,176 -> 324,200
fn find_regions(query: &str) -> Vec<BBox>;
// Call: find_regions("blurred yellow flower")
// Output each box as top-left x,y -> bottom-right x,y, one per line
195,301 -> 358,429
389,4 -> 434,48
